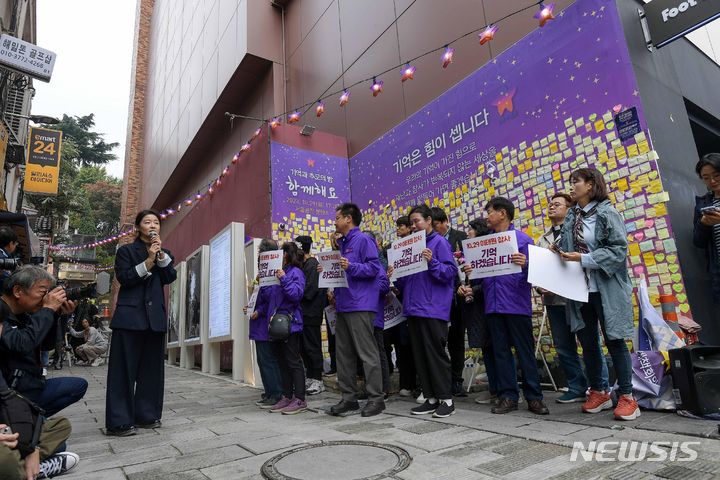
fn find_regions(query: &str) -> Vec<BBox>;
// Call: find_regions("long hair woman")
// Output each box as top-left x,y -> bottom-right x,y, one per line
558,168 -> 638,421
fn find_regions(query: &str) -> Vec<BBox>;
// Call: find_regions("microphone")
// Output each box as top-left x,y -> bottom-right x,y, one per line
149,231 -> 160,261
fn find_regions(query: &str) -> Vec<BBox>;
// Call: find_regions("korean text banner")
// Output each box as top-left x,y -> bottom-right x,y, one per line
24,127 -> 62,195
349,0 -> 692,317
271,142 -> 350,250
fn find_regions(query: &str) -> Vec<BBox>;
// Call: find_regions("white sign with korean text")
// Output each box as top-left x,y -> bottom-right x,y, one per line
462,231 -> 521,279
383,292 -> 406,330
246,285 -> 260,317
388,230 -> 428,279
258,250 -> 283,286
0,34 -> 56,82
317,250 -> 348,288
324,305 -> 337,335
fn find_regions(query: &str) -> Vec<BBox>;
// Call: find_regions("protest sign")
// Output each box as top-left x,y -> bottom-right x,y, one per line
527,245 -> 588,302
461,231 -> 520,279
317,250 -> 348,288
387,230 -> 427,279
246,285 -> 260,317
258,250 -> 283,286
383,292 -> 406,330
324,305 -> 337,335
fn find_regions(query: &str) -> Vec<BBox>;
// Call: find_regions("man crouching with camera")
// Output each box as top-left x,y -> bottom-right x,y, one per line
0,266 -> 88,417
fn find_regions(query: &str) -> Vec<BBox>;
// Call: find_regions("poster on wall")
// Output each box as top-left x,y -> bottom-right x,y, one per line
270,142 -> 350,250
208,228 -> 232,339
349,0 -> 692,318
167,261 -> 185,347
184,247 -> 204,344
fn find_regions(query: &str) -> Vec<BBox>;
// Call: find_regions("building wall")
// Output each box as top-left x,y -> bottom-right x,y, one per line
618,0 -> 720,343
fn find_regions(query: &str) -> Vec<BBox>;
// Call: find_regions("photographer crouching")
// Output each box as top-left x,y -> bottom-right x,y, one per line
0,266 -> 88,417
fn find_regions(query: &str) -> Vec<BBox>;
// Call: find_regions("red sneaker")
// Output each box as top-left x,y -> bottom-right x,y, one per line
582,390 -> 612,413
614,395 -> 641,421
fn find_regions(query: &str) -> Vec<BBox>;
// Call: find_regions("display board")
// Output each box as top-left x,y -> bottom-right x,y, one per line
167,261 -> 186,347
208,223 -> 245,342
183,245 -> 208,345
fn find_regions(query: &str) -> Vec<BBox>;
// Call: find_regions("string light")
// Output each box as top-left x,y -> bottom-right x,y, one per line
400,64 -> 416,82
240,142 -> 251,153
288,111 -> 301,123
370,77 -> 384,97
535,2 -> 555,27
478,25 -> 498,45
269,117 -> 281,128
339,89 -> 351,107
315,101 -> 325,117
441,46 -> 454,68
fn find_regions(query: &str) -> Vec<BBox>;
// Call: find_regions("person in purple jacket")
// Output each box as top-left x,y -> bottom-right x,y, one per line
482,197 -> 549,415
321,203 -> 385,418
390,204 -> 458,418
245,239 -> 284,410
255,242 -> 307,415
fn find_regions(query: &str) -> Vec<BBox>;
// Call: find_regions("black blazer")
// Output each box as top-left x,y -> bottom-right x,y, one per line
112,237 -> 177,332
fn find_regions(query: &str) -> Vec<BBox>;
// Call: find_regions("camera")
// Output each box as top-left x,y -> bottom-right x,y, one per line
0,257 -> 21,271
57,282 -> 97,302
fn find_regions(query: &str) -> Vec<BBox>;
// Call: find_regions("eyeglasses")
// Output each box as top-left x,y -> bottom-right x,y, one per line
548,202 -> 568,208
701,173 -> 720,183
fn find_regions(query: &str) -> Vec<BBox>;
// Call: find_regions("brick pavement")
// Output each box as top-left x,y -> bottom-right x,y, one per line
51,364 -> 720,480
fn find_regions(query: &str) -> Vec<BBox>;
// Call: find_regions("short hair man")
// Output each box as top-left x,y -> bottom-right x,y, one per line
324,203 -> 385,417
0,266 -> 87,417
429,206 -> 468,396
537,193 -> 608,403
482,197 -> 549,415
0,227 -> 18,258
395,216 -> 412,239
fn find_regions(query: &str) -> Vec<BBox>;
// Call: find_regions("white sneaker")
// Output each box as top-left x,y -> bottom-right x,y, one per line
415,392 -> 426,404
305,378 -> 313,390
91,357 -> 104,367
39,451 -> 79,478
307,379 -> 325,395
398,389 -> 413,397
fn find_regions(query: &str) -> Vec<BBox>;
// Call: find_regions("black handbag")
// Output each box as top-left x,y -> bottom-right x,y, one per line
0,389 -> 44,458
268,312 -> 292,341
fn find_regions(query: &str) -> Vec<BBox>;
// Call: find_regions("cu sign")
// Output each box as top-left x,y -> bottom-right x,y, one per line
644,0 -> 720,48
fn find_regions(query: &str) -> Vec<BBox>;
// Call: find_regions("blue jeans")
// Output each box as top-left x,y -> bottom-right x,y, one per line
546,305 -> 609,394
36,377 -> 88,417
255,340 -> 283,400
575,293 -> 633,395
486,313 -> 543,402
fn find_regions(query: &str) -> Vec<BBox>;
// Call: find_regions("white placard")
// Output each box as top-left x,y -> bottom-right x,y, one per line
462,231 -> 521,279
324,305 -> 337,335
387,230 -> 428,279
258,250 -> 283,286
0,34 -> 56,82
317,250 -> 348,288
246,285 -> 260,317
383,292 -> 406,330
527,245 -> 589,303
208,229 -> 232,338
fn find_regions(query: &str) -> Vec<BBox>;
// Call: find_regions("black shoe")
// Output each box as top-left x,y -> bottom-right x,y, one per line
411,400 -> 437,415
433,401 -> 456,418
106,425 -> 137,437
356,391 -> 369,400
491,397 -> 519,414
361,401 -> 386,417
329,400 -> 360,416
136,420 -> 162,429
452,381 -> 468,397
528,399 -> 549,415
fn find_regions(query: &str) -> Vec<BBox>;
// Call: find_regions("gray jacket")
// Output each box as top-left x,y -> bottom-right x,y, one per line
69,326 -> 108,349
559,200 -> 634,340
536,227 -> 566,306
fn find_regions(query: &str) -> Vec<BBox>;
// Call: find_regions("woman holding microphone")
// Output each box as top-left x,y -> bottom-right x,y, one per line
557,168 -> 638,421
106,209 -> 177,436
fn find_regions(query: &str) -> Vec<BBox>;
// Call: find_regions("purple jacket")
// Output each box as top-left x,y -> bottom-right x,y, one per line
481,225 -> 534,317
396,231 -> 457,321
334,227 -> 383,313
374,271 -> 391,329
250,264 -> 305,340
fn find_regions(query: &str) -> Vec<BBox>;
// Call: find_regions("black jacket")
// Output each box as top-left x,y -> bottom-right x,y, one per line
112,237 -> 177,332
0,299 -> 57,400
446,228 -> 467,253
300,256 -> 327,325
693,192 -> 720,298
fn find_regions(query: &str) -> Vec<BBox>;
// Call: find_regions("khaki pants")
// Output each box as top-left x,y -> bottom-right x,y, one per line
76,343 -> 108,362
0,417 -> 72,480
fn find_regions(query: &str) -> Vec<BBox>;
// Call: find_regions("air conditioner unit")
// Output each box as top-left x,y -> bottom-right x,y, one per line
4,82 -> 32,146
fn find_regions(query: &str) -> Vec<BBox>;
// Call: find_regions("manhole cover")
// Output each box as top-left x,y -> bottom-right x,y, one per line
261,440 -> 412,480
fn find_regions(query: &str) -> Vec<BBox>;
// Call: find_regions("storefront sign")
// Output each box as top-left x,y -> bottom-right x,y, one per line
24,127 -> 62,195
0,34 -> 56,82
644,0 -> 720,48
462,231 -> 520,279
387,230 -> 427,279
317,250 -> 348,288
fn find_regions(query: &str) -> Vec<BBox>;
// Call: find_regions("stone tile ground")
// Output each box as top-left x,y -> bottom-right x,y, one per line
52,364 -> 720,479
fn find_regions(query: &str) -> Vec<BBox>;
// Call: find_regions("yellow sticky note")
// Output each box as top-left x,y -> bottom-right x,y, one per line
549,143 -> 558,154
638,140 -> 650,154
594,120 -> 605,133
552,170 -> 561,181
290,212 -> 296,220
643,252 -> 656,267
628,243 -> 640,257
627,145 -> 639,157
617,178 -> 629,191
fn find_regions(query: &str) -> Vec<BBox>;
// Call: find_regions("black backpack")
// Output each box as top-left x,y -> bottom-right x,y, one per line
0,388 -> 44,458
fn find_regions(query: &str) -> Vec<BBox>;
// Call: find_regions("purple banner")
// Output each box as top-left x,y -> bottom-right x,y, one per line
271,141 -> 350,250
350,0 -> 692,318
